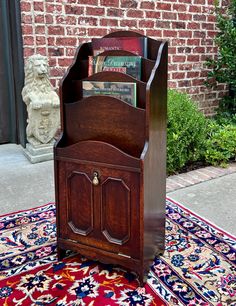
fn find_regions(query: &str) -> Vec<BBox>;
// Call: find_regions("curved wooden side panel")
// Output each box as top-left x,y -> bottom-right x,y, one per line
147,41 -> 168,93
55,140 -> 140,169
60,42 -> 91,86
59,42 -> 92,130
144,41 -> 168,140
60,42 -> 92,94
64,96 -> 146,157
143,41 -> 168,262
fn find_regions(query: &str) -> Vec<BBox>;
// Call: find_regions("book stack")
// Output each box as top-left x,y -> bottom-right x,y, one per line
82,36 -> 148,107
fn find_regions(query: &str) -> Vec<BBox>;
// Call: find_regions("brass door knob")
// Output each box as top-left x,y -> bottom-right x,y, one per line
92,171 -> 99,186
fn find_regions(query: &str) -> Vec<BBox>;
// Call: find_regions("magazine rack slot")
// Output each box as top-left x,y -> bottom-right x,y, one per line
88,50 -> 155,83
68,72 -> 146,108
64,96 -> 145,157
83,70 -> 146,84
55,30 -> 168,286
56,141 -> 140,169
94,50 -> 140,57
104,31 -> 162,61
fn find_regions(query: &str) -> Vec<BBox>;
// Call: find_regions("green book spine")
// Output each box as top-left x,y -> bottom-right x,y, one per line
83,81 -> 137,107
88,56 -> 142,80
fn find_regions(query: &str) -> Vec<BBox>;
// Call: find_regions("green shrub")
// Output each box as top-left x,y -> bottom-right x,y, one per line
206,0 -> 236,115
167,90 -> 236,174
204,120 -> 236,166
167,90 -> 207,174
214,112 -> 236,126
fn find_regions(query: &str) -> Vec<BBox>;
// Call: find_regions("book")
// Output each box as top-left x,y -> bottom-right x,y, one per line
82,81 -> 137,107
88,56 -> 142,79
91,37 -> 148,58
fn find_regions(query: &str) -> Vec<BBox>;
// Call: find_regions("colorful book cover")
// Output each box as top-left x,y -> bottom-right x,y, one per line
82,81 -> 137,107
91,37 -> 148,58
88,56 -> 142,79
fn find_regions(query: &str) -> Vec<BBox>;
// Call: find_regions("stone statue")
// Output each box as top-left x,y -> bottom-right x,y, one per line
22,54 -> 60,147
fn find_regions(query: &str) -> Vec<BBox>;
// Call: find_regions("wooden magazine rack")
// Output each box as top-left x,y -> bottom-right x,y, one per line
54,31 -> 168,285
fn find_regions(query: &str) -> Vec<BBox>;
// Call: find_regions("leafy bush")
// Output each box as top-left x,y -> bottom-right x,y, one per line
167,90 -> 207,174
167,90 -> 236,174
206,0 -> 236,115
214,112 -> 236,126
204,120 -> 236,166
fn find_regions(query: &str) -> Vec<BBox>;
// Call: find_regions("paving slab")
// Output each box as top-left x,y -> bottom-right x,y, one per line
168,173 -> 236,237
0,144 -> 54,215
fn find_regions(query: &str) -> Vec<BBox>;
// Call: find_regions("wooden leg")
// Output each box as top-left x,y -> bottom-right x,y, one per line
155,245 -> 165,257
137,267 -> 148,287
57,246 -> 66,260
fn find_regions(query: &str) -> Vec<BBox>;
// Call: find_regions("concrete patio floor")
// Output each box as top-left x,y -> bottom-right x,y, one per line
0,144 -> 54,213
0,144 -> 235,236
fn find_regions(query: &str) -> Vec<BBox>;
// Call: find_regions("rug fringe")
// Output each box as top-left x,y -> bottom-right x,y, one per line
0,202 -> 55,218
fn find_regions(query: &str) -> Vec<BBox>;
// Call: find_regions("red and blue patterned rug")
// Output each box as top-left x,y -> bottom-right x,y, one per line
0,198 -> 235,305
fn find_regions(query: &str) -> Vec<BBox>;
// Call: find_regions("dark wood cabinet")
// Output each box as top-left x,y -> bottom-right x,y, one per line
54,31 -> 168,285
57,160 -> 140,257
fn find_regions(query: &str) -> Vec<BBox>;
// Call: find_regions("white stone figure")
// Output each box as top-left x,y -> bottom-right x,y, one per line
22,54 -> 60,163
22,54 -> 60,147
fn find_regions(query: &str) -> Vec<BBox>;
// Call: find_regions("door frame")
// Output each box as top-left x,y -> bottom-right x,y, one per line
0,0 -> 26,145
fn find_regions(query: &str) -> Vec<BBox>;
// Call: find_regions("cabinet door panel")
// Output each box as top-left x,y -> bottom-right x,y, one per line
57,162 -> 97,247
68,171 -> 93,236
101,177 -> 130,245
57,161 -> 140,258
99,167 -> 140,258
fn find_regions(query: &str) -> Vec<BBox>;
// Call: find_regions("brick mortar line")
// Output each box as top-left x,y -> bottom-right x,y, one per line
173,173 -> 200,185
192,169 -> 212,179
166,163 -> 236,193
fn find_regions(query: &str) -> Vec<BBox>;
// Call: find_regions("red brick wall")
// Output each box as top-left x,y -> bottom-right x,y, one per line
20,0 -> 226,115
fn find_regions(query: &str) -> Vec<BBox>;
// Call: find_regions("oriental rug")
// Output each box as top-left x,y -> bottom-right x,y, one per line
0,199 -> 235,306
